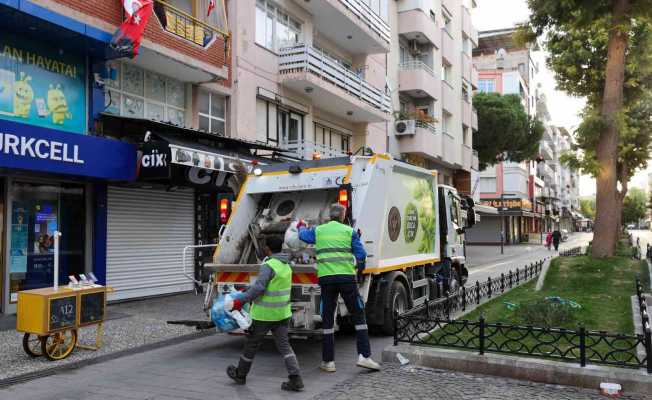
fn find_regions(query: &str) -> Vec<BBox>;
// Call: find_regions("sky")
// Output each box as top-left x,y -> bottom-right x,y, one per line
472,0 -> 652,197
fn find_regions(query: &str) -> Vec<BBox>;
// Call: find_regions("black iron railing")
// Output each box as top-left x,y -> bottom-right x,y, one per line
394,276 -> 652,373
559,247 -> 583,256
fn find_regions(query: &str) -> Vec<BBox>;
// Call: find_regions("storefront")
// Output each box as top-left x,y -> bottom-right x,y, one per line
471,197 -> 536,244
98,115 -> 282,300
0,120 -> 136,312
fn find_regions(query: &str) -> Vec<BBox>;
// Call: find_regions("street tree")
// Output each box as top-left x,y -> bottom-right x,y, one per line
473,93 -> 544,170
580,198 -> 596,220
521,1 -> 652,257
622,187 -> 647,224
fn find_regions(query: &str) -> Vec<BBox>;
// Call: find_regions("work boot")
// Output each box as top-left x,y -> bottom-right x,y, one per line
320,361 -> 336,372
356,354 -> 381,371
226,365 -> 246,385
281,375 -> 305,392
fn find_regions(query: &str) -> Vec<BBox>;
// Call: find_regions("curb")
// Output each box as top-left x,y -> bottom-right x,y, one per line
382,344 -> 651,396
534,257 -> 552,291
0,329 -> 216,389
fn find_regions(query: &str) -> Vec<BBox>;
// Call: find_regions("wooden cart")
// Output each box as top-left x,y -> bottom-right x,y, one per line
16,285 -> 112,361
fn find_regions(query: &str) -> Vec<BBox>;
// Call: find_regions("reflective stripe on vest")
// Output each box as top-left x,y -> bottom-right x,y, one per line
315,221 -> 355,278
250,258 -> 292,321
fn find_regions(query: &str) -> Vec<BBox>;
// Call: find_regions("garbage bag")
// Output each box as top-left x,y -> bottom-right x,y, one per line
211,294 -> 252,332
284,220 -> 307,251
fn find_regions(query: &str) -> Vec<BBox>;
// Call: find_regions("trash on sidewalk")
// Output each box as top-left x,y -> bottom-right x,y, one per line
599,382 -> 622,397
545,296 -> 582,309
503,301 -> 518,311
396,353 -> 410,366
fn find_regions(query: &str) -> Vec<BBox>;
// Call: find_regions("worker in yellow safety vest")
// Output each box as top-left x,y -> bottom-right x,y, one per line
225,236 -> 304,392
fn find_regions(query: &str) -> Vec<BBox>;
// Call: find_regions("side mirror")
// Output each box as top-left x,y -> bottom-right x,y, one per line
466,209 -> 476,228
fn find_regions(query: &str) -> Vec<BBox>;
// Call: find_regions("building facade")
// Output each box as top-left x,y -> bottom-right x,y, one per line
466,28 -> 544,244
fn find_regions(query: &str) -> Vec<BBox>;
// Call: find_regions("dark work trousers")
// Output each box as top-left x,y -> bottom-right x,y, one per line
237,318 -> 301,377
320,282 -> 371,362
553,240 -> 560,251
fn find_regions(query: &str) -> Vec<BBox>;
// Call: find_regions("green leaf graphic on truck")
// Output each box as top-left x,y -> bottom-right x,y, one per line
412,179 -> 436,253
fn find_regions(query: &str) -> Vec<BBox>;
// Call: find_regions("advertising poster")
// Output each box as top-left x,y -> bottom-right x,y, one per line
10,202 -> 29,273
0,35 -> 86,134
383,173 -> 437,259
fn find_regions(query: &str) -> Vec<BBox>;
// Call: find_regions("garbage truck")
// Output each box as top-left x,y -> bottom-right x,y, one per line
202,154 -> 476,335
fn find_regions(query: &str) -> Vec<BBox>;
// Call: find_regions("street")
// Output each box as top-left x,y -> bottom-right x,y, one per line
629,229 -> 652,259
0,236 -> 605,400
465,232 -> 593,283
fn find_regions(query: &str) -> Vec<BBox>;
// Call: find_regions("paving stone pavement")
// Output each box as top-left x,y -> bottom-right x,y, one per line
312,365 -> 649,400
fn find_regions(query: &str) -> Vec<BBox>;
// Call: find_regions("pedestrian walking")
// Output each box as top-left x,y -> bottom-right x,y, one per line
297,203 -> 380,372
226,237 -> 304,392
545,231 -> 552,251
552,228 -> 562,251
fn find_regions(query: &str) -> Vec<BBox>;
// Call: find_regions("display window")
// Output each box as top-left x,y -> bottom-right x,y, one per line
8,181 -> 85,302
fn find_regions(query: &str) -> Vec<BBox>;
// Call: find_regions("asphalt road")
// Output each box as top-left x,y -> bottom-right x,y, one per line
465,232 -> 593,283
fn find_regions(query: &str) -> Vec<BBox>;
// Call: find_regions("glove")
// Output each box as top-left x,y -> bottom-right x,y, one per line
296,219 -> 307,229
356,260 -> 366,282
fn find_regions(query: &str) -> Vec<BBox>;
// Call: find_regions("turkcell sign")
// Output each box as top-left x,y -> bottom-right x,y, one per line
0,119 -> 136,180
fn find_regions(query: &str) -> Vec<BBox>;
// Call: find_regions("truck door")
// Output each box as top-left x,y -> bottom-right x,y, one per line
446,190 -> 465,262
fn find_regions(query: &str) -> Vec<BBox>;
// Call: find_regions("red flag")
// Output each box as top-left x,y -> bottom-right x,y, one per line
207,0 -> 215,17
109,0 -> 154,59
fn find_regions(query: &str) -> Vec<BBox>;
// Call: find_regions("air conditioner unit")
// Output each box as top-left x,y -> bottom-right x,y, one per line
395,120 -> 416,136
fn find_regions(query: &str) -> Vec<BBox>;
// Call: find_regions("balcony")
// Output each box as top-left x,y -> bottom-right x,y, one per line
155,0 -> 224,48
282,140 -> 346,160
443,133 -> 459,166
441,0 -> 456,13
399,61 -> 441,100
461,5 -> 478,46
442,80 -> 455,113
462,53 -> 472,83
279,45 -> 390,123
295,0 -> 390,53
540,140 -> 554,160
397,4 -> 440,48
471,65 -> 479,89
462,100 -> 473,127
462,145 -> 473,171
395,121 -> 442,160
442,29 -> 455,65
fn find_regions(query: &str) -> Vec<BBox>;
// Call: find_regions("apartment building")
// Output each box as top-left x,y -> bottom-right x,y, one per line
388,0 -> 479,193
0,0 -> 284,309
467,28 -> 544,245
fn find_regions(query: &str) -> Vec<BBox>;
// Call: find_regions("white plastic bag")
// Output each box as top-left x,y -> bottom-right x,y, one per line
228,309 -> 252,330
284,220 -> 307,251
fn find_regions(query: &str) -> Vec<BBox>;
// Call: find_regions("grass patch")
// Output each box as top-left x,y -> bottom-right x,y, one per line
460,244 -> 648,333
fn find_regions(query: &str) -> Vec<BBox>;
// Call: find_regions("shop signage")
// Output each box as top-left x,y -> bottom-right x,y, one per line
0,34 -> 86,134
169,144 -> 256,174
171,166 -> 238,192
0,119 -> 136,180
480,198 -> 533,212
138,141 -> 171,180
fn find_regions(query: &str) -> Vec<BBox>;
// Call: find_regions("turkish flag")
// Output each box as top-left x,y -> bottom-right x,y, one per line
108,0 -> 154,59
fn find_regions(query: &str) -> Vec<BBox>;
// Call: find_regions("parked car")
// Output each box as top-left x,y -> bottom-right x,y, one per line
627,224 -> 636,230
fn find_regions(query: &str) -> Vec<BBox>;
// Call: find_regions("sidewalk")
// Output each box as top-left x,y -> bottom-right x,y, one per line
0,292 -> 209,383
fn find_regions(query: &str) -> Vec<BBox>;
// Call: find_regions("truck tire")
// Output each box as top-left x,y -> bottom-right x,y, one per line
382,280 -> 408,335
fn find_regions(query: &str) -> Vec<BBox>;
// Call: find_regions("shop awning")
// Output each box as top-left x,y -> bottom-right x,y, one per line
475,204 -> 499,215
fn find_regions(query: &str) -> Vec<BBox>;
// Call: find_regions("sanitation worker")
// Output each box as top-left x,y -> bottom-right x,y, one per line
225,236 -> 304,392
297,203 -> 381,372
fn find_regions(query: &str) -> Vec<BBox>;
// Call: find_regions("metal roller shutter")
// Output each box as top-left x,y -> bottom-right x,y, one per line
107,186 -> 195,301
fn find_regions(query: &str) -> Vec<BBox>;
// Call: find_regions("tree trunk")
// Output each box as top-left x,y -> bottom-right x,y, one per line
592,0 -> 630,258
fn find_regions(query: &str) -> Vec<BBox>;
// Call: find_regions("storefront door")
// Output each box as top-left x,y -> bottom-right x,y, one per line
4,180 -> 85,311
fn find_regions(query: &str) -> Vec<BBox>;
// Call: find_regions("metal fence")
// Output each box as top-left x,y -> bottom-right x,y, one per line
559,247 -> 583,257
394,275 -> 652,373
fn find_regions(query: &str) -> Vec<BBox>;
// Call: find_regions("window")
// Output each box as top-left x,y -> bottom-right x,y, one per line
198,90 -> 226,135
463,38 -> 471,55
442,113 -> 451,134
256,98 -> 303,146
256,0 -> 301,52
314,122 -> 351,154
315,45 -> 353,71
441,65 -> 451,82
463,127 -> 470,146
105,62 -> 186,126
442,10 -> 452,32
462,84 -> 470,102
477,79 -> 496,93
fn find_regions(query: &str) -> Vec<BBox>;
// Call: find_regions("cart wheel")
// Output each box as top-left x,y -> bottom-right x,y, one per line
42,329 -> 77,361
22,333 -> 44,357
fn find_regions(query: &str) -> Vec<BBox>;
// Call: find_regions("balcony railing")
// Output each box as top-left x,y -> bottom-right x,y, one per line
399,60 -> 435,76
339,0 -> 391,44
282,139 -> 347,160
416,120 -> 437,133
155,0 -> 226,47
279,44 -> 391,113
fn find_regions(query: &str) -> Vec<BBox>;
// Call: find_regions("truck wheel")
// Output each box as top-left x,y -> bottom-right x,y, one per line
382,281 -> 408,335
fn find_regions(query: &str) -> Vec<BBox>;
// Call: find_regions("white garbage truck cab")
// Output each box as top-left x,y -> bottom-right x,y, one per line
205,154 -> 476,335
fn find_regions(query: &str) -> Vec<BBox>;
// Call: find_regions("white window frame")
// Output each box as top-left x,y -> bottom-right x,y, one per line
105,61 -> 186,125
255,0 -> 302,53
478,79 -> 496,93
198,90 -> 226,135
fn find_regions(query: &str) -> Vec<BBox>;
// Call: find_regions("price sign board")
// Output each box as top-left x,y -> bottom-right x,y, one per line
80,292 -> 105,325
49,296 -> 76,330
